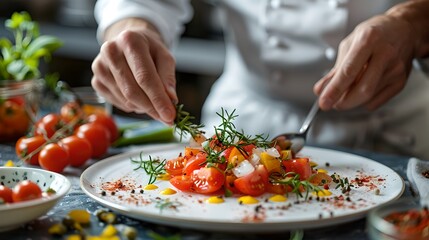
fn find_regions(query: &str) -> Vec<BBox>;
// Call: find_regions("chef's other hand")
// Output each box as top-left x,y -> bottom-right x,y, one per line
314,12 -> 416,111
91,18 -> 177,125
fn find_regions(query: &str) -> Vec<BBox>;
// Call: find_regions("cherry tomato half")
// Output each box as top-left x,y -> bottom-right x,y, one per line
12,180 -> 43,202
191,167 -> 225,194
234,165 -> 269,196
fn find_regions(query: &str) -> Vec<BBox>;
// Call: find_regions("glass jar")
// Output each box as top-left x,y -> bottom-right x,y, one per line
367,197 -> 429,240
0,79 -> 42,142
71,86 -> 112,116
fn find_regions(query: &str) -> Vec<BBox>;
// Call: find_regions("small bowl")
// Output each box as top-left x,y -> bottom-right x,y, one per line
0,167 -> 71,232
367,197 -> 428,240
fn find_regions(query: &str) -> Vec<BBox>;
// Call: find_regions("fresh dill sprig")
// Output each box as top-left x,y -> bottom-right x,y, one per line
131,152 -> 166,184
174,104 -> 205,141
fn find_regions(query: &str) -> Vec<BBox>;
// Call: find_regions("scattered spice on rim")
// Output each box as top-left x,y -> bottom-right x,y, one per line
422,170 -> 429,179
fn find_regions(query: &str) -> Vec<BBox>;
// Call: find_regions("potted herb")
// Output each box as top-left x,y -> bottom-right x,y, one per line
0,11 -> 62,141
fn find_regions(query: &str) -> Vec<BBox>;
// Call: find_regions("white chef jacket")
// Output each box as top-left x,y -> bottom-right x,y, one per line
95,0 -> 429,159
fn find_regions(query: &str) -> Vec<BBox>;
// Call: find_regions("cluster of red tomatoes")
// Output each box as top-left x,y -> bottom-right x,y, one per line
15,101 -> 119,173
0,180 -> 44,204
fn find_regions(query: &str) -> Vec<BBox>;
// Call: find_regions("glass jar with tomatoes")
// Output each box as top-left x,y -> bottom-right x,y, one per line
0,79 -> 42,142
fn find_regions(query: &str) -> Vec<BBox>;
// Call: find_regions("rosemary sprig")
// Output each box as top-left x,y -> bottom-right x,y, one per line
271,173 -> 322,200
131,152 -> 166,184
174,104 -> 205,141
203,108 -> 270,164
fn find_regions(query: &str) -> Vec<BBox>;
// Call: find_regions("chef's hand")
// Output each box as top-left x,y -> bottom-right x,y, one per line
314,14 -> 415,111
91,18 -> 177,125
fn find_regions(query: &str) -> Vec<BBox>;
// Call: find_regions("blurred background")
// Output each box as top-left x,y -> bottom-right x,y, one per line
0,0 -> 225,122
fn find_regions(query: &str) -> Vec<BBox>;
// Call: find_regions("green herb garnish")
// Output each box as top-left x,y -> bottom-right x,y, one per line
174,104 -> 205,141
271,173 -> 322,200
331,173 -> 354,194
154,198 -> 182,213
131,152 -> 166,184
0,11 -> 62,80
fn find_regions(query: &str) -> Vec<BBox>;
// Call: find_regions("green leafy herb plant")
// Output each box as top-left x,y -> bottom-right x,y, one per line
0,11 -> 62,81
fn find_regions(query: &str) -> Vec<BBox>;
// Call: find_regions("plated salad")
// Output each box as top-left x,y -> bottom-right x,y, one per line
145,106 -> 343,199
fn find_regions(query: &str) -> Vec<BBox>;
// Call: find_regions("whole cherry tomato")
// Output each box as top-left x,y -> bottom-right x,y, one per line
0,185 -> 13,203
12,180 -> 43,202
75,123 -> 110,158
34,113 -> 65,138
39,143 -> 69,173
15,136 -> 47,165
87,113 -> 119,143
60,101 -> 84,124
59,136 -> 92,167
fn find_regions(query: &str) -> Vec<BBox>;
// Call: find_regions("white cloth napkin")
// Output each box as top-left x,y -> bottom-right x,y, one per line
407,157 -> 429,206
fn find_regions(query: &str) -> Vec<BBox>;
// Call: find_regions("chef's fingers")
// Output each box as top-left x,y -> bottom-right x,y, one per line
91,58 -> 133,112
318,35 -> 373,110
101,35 -> 161,121
332,47 -> 388,110
314,69 -> 335,96
364,61 -> 407,110
122,32 -> 176,124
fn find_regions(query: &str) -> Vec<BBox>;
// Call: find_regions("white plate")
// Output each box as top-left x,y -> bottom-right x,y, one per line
0,167 -> 71,232
80,143 -> 404,232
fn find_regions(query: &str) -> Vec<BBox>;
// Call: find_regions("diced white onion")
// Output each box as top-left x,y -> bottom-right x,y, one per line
252,147 -> 264,156
266,147 -> 280,158
249,153 -> 260,166
232,160 -> 255,178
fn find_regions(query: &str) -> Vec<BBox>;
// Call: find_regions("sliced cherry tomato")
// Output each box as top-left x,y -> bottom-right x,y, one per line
34,113 -> 65,138
75,123 -> 110,158
39,143 -> 69,173
0,185 -> 13,203
224,174 -> 239,195
12,180 -> 43,202
282,158 -> 312,180
191,167 -> 225,194
15,136 -> 47,165
59,136 -> 92,167
234,165 -> 269,196
87,113 -> 119,143
60,101 -> 84,124
169,175 -> 193,192
183,152 -> 207,176
165,156 -> 186,176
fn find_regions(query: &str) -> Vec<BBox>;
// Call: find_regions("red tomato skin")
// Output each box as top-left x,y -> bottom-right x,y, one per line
169,175 -> 193,192
234,165 -> 269,196
0,185 -> 13,203
15,136 -> 47,165
12,180 -> 43,202
34,113 -> 64,138
282,158 -> 312,180
165,156 -> 186,176
59,136 -> 92,167
39,143 -> 70,173
87,113 -> 119,143
75,123 -> 110,158
191,167 -> 225,194
183,152 -> 207,176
